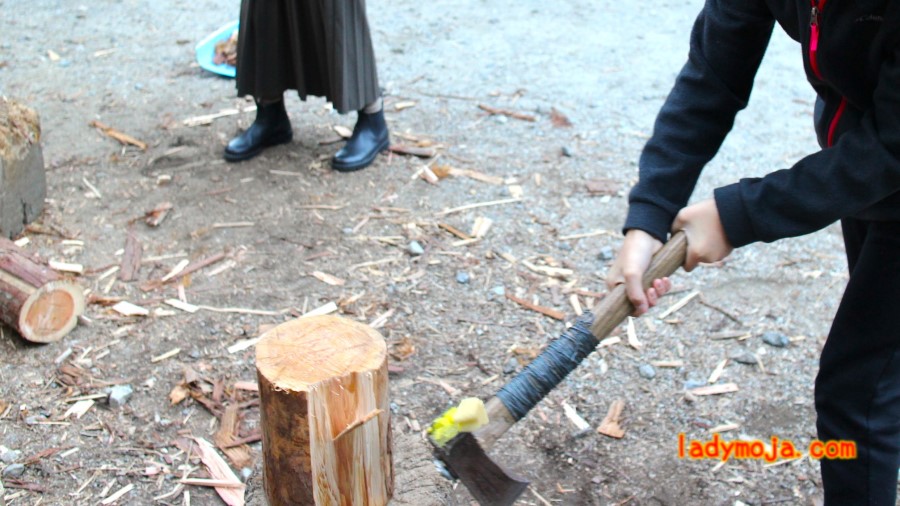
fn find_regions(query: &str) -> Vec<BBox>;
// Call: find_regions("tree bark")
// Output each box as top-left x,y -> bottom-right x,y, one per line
256,315 -> 393,505
0,236 -> 84,343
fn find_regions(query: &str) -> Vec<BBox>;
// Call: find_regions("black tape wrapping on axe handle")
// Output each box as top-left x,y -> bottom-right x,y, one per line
496,311 -> 597,421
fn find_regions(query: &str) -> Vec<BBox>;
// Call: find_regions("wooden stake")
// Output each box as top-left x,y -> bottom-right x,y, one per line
256,315 -> 393,506
0,237 -> 85,343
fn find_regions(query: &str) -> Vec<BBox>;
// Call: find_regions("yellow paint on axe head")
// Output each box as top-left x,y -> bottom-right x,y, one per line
427,397 -> 489,447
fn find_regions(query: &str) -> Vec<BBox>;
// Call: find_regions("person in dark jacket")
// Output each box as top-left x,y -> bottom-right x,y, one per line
224,0 -> 389,172
606,1 -> 900,504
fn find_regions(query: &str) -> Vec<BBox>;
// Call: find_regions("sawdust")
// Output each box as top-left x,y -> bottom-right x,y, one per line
0,96 -> 40,162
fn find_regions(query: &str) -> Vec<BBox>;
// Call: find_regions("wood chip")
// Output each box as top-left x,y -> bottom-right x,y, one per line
99,483 -> 134,504
598,336 -> 620,347
182,106 -> 256,127
62,399 -> 94,419
709,330 -> 751,340
49,260 -> 84,274
419,165 -> 440,184
477,104 -> 536,122
333,125 -> 353,138
709,423 -> 740,434
505,293 -> 565,320
119,231 -> 142,281
569,294 -> 583,316
550,108 -> 572,128
652,360 -> 684,368
178,479 -> 245,489
144,202 -> 173,227
416,376 -> 460,396
112,301 -> 149,317
388,144 -> 437,158
521,259 -> 573,280
191,437 -> 245,506
561,401 -> 591,432
658,290 -> 700,319
597,399 -> 626,438
470,216 -> 493,238
312,271 -> 346,286
164,299 -> 199,313
89,120 -> 147,150
690,383 -> 739,396
626,317 -> 642,349
161,259 -> 190,282
585,178 -> 620,196
438,222 -> 472,240
394,100 -> 417,111
707,359 -> 728,384
437,197 -> 522,216
440,166 -> 504,185
151,348 -> 181,363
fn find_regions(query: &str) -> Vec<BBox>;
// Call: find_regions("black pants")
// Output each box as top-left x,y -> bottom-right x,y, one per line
816,218 -> 900,505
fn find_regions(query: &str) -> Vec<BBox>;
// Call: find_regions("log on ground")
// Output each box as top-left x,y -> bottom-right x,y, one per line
0,236 -> 84,343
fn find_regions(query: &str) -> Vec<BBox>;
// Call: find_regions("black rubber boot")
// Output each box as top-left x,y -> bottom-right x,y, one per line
224,100 -> 293,162
331,109 -> 389,172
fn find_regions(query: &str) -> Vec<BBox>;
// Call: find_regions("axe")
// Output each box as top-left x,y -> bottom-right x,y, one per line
429,232 -> 688,505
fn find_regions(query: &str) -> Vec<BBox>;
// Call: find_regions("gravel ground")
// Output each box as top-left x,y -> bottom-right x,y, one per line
0,0 -> 861,504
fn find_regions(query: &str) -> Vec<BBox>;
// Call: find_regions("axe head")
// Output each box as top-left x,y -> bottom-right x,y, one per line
433,432 -> 530,506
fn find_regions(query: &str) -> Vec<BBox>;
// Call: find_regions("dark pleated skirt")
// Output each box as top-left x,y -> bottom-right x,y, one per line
235,0 -> 380,114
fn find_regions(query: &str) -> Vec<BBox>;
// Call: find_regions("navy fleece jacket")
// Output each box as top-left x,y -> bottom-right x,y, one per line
624,0 -> 900,247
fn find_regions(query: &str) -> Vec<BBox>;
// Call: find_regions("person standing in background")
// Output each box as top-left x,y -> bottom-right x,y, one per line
225,0 -> 389,172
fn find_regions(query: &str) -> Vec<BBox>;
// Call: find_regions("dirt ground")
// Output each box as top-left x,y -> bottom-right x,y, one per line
0,0 -> 871,504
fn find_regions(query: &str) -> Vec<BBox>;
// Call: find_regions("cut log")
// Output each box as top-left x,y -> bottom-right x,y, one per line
0,237 -> 84,343
256,315 -> 393,506
0,98 -> 46,239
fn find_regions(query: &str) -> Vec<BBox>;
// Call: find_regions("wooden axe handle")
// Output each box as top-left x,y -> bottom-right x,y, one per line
476,231 -> 688,449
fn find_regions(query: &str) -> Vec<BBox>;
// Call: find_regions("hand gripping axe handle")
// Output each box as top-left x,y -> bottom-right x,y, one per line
432,232 -> 687,506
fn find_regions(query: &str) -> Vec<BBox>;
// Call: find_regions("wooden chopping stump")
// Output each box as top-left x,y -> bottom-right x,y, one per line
0,97 -> 46,239
256,315 -> 393,505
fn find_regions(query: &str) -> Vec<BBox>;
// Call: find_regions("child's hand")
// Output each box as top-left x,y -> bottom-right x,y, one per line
672,199 -> 733,271
606,229 -> 673,316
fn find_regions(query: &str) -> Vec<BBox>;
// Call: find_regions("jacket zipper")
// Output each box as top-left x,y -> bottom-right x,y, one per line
809,0 -> 825,79
809,0 -> 846,147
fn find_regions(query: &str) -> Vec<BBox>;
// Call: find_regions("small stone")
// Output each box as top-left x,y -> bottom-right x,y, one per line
408,241 -> 425,256
556,242 -> 573,252
503,357 -> 519,375
389,402 -> 400,414
561,146 -> 574,157
189,349 -> 201,359
638,364 -> 656,379
762,331 -> 790,348
491,286 -> 505,296
683,379 -> 706,390
598,246 -> 615,262
1,450 -> 21,464
456,271 -> 470,284
108,384 -> 134,408
730,351 -> 758,365
241,467 -> 253,481
24,416 -> 42,425
342,227 -> 354,235
494,115 -> 508,124
2,463 -> 25,478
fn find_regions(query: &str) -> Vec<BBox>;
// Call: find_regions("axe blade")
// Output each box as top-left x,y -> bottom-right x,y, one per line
435,433 -> 530,506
